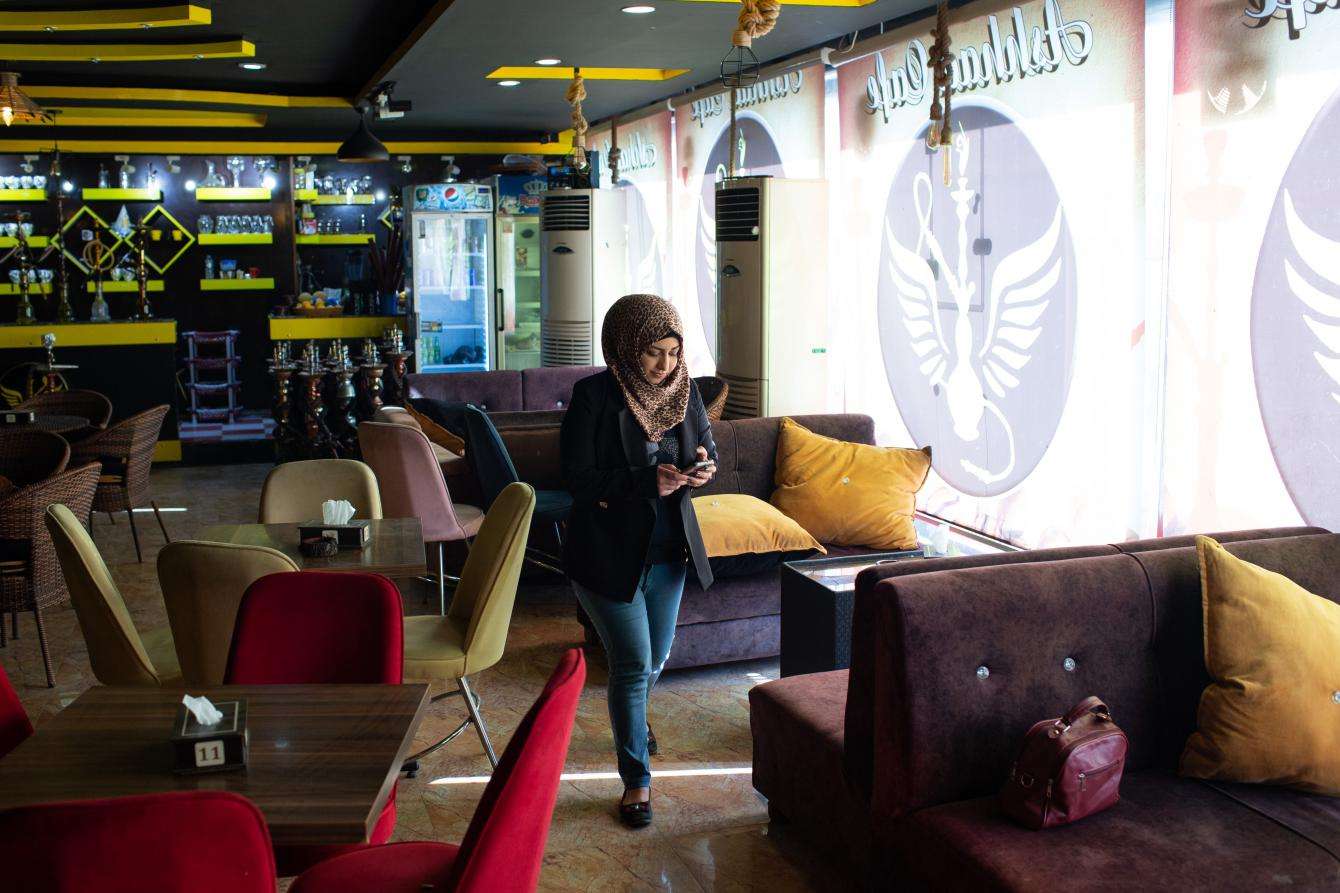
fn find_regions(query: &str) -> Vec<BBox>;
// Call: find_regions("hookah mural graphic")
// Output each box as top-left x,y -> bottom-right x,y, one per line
878,104 -> 1076,496
1251,85 -> 1340,530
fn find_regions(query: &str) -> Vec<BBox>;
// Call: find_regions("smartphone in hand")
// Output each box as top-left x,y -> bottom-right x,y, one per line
681,459 -> 714,474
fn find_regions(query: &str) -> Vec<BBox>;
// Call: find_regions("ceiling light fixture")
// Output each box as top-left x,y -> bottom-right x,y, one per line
621,5 -> 656,13
497,79 -> 521,87
534,58 -> 561,66
238,61 -> 267,71
0,71 -> 46,127
337,103 -> 388,163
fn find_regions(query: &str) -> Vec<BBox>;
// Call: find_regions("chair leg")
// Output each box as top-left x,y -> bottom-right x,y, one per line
459,675 -> 498,770
126,508 -> 143,563
32,604 -> 54,688
151,500 -> 170,544
438,542 -> 446,616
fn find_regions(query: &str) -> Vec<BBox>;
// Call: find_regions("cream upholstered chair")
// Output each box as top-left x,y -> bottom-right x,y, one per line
44,504 -> 180,686
258,459 -> 383,524
404,481 -> 535,771
157,541 -> 299,686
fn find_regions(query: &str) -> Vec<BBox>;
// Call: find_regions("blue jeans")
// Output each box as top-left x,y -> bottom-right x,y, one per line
573,562 -> 687,790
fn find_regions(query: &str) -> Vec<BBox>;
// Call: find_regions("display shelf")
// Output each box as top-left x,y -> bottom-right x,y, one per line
516,270 -> 540,278
200,277 -> 275,291
294,234 -> 375,245
0,320 -> 177,348
420,362 -> 487,372
195,186 -> 273,201
0,283 -> 53,294
86,280 -> 165,293
268,315 -> 405,341
81,188 -> 162,201
423,323 -> 487,331
311,194 -> 376,205
198,233 -> 273,245
0,236 -> 50,248
0,189 -> 47,202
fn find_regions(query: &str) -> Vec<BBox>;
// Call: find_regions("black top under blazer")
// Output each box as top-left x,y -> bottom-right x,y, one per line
560,370 -> 716,602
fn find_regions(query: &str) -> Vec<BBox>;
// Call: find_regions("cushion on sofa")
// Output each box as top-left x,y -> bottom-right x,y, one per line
405,403 -> 465,453
770,418 -> 931,551
698,414 -> 876,502
694,493 -> 824,578
894,772 -> 1340,891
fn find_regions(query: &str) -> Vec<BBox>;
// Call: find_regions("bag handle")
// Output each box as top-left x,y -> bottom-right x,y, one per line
1064,696 -> 1110,725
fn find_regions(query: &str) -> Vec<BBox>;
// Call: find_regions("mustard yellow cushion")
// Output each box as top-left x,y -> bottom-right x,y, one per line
692,493 -> 825,558
1179,536 -> 1340,795
405,404 -> 465,454
769,418 -> 931,550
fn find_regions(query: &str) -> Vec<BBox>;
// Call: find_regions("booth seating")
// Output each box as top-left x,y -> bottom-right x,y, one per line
749,527 -> 1337,889
407,366 -> 603,414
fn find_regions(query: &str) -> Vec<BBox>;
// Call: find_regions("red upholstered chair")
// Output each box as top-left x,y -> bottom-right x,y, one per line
0,662 -> 32,759
0,790 -> 276,893
225,570 -> 403,875
291,648 -> 586,893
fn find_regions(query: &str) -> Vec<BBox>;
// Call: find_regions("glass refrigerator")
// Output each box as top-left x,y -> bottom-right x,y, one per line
404,182 -> 495,372
493,173 -> 547,370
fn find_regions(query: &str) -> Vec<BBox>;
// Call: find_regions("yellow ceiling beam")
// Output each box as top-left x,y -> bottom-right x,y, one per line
0,4 -> 211,31
0,139 -> 571,155
28,107 -> 266,128
0,38 -> 254,63
487,66 -> 689,81
25,85 -> 349,109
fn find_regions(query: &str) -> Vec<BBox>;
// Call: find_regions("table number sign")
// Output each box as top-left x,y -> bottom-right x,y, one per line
170,699 -> 248,774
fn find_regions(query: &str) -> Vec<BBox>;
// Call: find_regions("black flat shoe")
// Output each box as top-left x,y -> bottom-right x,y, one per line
619,797 -> 653,829
647,724 -> 658,756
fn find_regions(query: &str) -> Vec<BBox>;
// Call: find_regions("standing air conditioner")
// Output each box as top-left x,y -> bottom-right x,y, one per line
715,176 -> 828,418
540,188 -> 628,366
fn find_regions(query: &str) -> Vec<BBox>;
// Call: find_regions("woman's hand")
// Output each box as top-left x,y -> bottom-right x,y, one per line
686,446 -> 716,488
656,464 -> 690,497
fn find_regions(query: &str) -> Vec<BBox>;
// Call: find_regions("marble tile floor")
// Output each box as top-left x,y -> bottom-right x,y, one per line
1,462 -> 855,892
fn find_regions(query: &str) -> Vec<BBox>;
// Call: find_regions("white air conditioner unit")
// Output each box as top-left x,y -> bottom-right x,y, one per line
715,176 -> 828,418
540,188 -> 628,366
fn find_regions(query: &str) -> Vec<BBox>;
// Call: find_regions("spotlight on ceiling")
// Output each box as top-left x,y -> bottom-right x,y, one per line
621,5 -> 656,13
497,79 -> 521,87
337,103 -> 389,163
184,179 -> 196,192
238,61 -> 267,71
534,58 -> 562,66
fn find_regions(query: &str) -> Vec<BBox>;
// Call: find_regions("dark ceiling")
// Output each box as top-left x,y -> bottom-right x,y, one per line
7,0 -> 929,143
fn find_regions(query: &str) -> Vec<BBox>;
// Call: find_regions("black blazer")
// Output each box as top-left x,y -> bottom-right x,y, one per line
560,370 -> 716,602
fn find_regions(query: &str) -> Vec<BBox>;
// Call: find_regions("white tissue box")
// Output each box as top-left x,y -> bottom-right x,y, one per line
298,519 -> 370,550
171,699 -> 248,774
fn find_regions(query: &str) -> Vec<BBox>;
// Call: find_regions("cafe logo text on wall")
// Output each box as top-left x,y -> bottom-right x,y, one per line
600,131 -> 658,174
1246,0 -> 1340,39
689,71 -> 804,127
865,0 -> 1093,124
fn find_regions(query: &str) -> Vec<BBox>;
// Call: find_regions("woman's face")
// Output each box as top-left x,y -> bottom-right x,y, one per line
639,336 -> 681,386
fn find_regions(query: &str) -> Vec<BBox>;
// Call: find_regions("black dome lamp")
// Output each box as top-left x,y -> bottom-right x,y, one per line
337,102 -> 388,163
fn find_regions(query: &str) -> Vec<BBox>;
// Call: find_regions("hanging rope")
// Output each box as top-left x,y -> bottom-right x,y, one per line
926,0 -> 954,183
566,68 -> 589,169
733,0 -> 781,46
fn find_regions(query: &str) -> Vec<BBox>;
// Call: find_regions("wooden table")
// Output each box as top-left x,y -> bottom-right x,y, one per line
200,517 -> 427,578
0,684 -> 430,845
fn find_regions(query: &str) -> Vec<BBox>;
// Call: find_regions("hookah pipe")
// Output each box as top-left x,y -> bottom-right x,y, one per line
11,211 -> 36,325
130,219 -> 152,321
47,148 -> 75,323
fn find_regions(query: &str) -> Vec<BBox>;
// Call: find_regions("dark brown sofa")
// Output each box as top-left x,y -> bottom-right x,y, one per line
750,526 -> 1338,889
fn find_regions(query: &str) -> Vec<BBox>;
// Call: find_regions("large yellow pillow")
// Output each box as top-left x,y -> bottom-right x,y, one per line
769,417 -> 931,550
693,493 -> 825,558
1179,536 -> 1340,795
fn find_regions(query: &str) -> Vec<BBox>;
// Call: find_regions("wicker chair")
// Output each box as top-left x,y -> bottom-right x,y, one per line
0,430 -> 69,489
694,375 -> 730,422
0,462 -> 100,687
17,389 -> 113,441
70,405 -> 170,563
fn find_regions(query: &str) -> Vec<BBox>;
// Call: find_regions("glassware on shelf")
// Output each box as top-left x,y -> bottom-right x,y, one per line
226,156 -> 245,189
198,215 -> 213,234
202,160 -> 225,187
204,254 -> 215,279
97,164 -> 110,188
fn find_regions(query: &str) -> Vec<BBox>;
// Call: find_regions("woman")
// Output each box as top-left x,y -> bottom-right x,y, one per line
561,293 -> 717,828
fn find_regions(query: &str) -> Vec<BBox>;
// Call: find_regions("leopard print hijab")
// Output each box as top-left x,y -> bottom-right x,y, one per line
601,294 -> 691,442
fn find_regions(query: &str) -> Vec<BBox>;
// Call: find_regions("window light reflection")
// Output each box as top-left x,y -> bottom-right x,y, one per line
429,766 -> 752,786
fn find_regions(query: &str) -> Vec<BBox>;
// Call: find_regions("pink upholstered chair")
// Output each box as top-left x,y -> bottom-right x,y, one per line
357,421 -> 483,614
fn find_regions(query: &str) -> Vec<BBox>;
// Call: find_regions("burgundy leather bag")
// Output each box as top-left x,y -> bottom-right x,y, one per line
1000,696 -> 1128,830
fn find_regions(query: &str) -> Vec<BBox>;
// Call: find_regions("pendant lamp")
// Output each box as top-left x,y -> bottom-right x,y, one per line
0,71 -> 46,127
337,104 -> 388,163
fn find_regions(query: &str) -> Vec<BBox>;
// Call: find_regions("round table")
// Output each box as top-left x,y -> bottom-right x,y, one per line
0,414 -> 90,436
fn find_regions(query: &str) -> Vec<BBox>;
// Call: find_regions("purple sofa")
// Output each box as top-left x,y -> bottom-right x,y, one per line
749,526 -> 1338,889
406,366 -> 603,413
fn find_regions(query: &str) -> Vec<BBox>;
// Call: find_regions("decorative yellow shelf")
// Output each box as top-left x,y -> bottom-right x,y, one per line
294,188 -> 317,202
0,320 -> 177,348
0,189 -> 47,201
87,280 -> 165,293
198,232 -> 273,245
269,315 -> 404,341
195,186 -> 273,201
311,194 -> 376,206
81,188 -> 162,201
200,277 -> 275,291
0,236 -> 50,247
294,234 -> 374,245
0,283 -> 53,294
